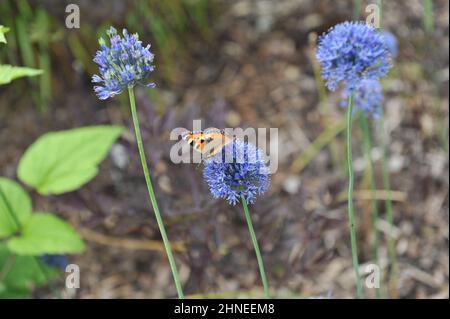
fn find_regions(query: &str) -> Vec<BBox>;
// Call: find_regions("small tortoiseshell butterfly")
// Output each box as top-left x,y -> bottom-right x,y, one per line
182,129 -> 233,158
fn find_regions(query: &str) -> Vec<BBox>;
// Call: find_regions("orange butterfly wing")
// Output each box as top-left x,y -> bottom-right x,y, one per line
183,130 -> 232,158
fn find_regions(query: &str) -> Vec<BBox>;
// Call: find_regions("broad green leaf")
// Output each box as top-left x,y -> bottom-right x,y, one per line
0,243 -> 57,298
0,65 -> 43,85
18,125 -> 124,195
7,213 -> 85,255
0,178 -> 32,238
0,25 -> 9,44
0,286 -> 30,299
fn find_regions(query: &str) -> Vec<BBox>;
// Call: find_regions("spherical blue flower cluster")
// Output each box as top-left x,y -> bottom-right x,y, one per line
316,21 -> 391,91
203,140 -> 270,205
381,31 -> 398,59
341,79 -> 384,119
92,27 -> 155,100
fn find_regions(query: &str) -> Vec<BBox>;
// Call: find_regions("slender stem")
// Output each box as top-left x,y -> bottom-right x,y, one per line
379,115 -> 398,298
358,113 -> 381,299
127,86 -> 184,299
241,196 -> 270,298
346,93 -> 364,298
377,0 -> 383,29
375,2 -> 398,298
353,0 -> 361,20
423,0 -> 434,34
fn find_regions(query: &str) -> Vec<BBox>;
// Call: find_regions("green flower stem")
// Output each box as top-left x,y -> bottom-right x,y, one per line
379,115 -> 398,297
378,0 -> 383,28
377,0 -> 399,299
424,0 -> 434,34
241,196 -> 270,298
358,113 -> 381,299
127,86 -> 184,299
353,0 -> 361,20
346,93 -> 364,298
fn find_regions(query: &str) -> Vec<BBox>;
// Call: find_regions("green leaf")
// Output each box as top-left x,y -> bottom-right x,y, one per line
0,178 -> 32,238
0,243 -> 56,298
7,213 -> 85,255
0,25 -> 9,44
18,125 -> 124,195
0,65 -> 43,85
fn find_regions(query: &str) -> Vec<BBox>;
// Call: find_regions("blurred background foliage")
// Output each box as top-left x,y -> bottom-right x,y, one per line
0,0 -> 216,113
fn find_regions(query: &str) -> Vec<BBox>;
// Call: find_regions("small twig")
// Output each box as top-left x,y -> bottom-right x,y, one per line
186,290 -> 266,299
338,190 -> 407,203
79,228 -> 186,252
290,120 -> 347,174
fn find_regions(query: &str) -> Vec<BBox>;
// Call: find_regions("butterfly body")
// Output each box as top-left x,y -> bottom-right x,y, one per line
182,129 -> 232,158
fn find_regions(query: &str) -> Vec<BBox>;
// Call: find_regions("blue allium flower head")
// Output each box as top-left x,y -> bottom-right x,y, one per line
381,31 -> 398,59
40,254 -> 69,270
316,21 -> 391,91
341,79 -> 384,119
203,140 -> 270,205
92,26 -> 155,100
